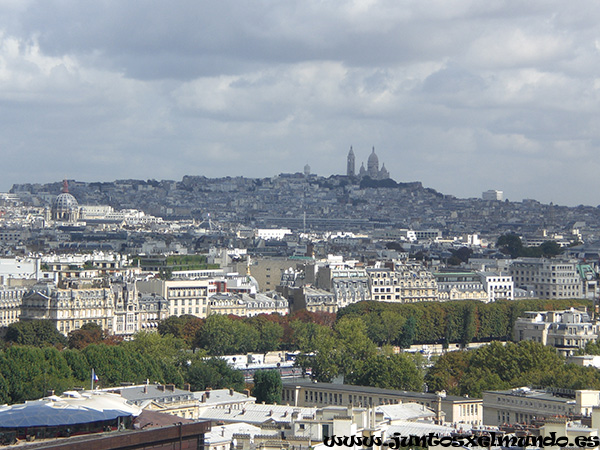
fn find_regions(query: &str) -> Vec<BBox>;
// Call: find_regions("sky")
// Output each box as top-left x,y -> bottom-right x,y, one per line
1,1 -> 600,206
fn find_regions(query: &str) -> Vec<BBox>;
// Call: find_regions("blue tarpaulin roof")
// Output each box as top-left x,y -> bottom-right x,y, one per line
0,392 -> 140,428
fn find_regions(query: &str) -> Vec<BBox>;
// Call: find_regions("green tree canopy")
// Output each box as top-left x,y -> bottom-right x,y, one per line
68,322 -> 104,349
253,369 -> 283,404
5,320 -> 67,348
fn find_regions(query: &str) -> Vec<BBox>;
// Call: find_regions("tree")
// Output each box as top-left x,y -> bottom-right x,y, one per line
5,320 -> 67,348
453,247 -> 473,263
68,323 -> 104,349
540,241 -> 562,257
123,331 -> 187,362
349,354 -> 423,392
195,315 -> 236,355
397,316 -> 416,348
257,321 -> 284,355
186,357 -> 244,392
253,369 -> 282,404
460,305 -> 477,347
496,234 -> 523,258
335,317 -> 377,379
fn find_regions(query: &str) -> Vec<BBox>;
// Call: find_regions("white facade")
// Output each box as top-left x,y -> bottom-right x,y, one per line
256,229 -> 292,240
482,190 -> 503,201
0,286 -> 26,326
478,271 -> 514,302
0,257 -> 41,284
483,387 -> 600,426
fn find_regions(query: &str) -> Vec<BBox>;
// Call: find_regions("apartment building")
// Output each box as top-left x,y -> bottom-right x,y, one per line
0,286 -> 26,327
367,263 -> 438,303
479,271 -> 514,302
207,292 -> 288,317
21,281 -> 114,335
434,271 -> 488,302
510,258 -> 583,299
513,308 -> 598,355
137,278 -> 216,318
286,286 -> 337,314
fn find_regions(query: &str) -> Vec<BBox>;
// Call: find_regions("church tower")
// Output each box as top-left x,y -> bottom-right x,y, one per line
347,146 -> 355,177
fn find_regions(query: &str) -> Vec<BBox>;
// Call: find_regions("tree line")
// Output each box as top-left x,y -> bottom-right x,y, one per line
0,296 -> 594,405
0,321 -> 244,405
337,298 -> 592,347
426,340 -> 600,398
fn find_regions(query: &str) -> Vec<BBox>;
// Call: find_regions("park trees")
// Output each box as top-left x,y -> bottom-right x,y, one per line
253,370 -> 282,404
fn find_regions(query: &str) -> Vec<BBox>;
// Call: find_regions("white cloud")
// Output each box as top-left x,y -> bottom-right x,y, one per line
0,1 -> 599,205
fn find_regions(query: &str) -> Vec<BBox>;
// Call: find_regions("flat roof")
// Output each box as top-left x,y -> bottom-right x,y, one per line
282,380 -> 479,403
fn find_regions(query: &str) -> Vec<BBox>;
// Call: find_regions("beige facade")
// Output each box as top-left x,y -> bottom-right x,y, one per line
279,285 -> 337,314
513,308 -> 598,355
208,292 -> 288,317
368,263 -> 438,303
434,271 -> 488,302
235,258 -> 297,292
281,381 -> 482,426
0,286 -> 26,327
21,282 -> 114,335
510,258 -> 583,299
137,278 -> 216,318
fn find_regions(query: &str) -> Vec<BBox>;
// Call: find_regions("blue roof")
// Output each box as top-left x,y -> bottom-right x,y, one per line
0,392 -> 140,428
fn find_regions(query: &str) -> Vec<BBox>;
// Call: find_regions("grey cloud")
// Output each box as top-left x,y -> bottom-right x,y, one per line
1,1 -> 600,206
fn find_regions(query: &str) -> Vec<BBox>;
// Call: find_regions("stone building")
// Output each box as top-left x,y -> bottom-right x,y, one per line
21,280 -> 114,335
367,263 -> 438,303
513,307 -> 599,355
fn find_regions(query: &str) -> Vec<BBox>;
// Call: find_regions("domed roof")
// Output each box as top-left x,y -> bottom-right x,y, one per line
51,180 -> 80,222
368,147 -> 379,166
53,192 -> 78,211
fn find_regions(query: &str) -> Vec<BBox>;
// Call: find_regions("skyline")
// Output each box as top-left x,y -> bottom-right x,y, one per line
1,1 -> 600,206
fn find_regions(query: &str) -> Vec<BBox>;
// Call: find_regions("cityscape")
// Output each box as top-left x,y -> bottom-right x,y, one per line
0,150 -> 600,447
3,1 -> 600,449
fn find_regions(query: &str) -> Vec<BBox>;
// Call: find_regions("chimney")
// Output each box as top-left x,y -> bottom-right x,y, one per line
143,385 -> 148,394
47,389 -> 55,396
244,389 -> 251,397
166,384 -> 175,392
184,383 -> 191,392
158,385 -> 165,392
205,390 -> 211,399
229,388 -> 234,396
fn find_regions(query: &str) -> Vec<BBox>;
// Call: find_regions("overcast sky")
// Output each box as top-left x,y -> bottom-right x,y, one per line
1,1 -> 599,206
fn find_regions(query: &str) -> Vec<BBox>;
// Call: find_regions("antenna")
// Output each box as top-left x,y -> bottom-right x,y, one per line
303,211 -> 306,234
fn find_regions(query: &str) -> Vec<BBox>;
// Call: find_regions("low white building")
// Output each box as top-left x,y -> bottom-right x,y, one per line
478,271 -> 514,302
483,387 -> 600,426
256,229 -> 292,240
